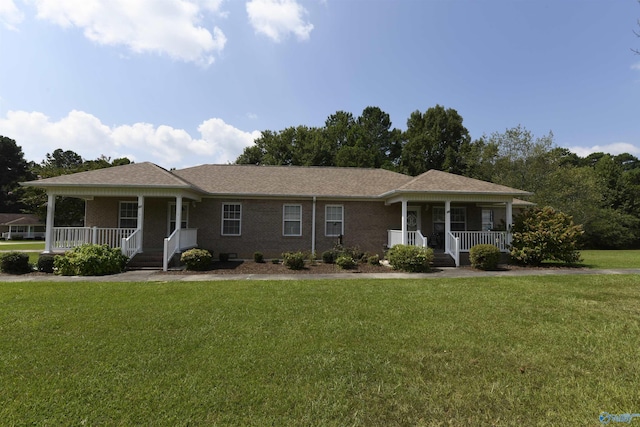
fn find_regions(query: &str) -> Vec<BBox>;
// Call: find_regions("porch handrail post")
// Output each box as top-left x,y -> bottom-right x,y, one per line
92,226 -> 98,244
506,200 -> 513,246
137,195 -> 144,252
444,200 -> 451,253
401,199 -> 407,245
44,193 -> 56,253
175,195 -> 182,251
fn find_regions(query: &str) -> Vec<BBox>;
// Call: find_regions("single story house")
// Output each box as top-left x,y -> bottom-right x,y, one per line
22,162 -> 532,269
0,213 -> 45,240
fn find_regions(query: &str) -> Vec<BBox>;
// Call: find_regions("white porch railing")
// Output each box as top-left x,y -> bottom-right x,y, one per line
387,230 -> 428,248
446,232 -> 460,267
121,229 -> 142,259
163,228 -> 198,271
51,227 -> 137,250
2,231 -> 46,240
451,231 -> 509,252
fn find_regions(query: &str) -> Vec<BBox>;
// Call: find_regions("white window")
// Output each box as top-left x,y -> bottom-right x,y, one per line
168,202 -> 189,234
283,205 -> 302,236
325,205 -> 344,236
482,209 -> 494,231
432,206 -> 466,232
222,203 -> 241,236
119,201 -> 138,228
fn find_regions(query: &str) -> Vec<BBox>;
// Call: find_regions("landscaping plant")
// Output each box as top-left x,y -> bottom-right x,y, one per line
510,206 -> 583,266
54,244 -> 128,276
469,244 -> 501,270
0,251 -> 32,274
180,248 -> 213,271
387,244 -> 433,272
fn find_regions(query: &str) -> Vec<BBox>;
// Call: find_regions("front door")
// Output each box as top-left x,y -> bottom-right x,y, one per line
407,206 -> 420,232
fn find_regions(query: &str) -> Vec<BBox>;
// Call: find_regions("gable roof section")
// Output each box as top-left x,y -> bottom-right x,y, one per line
386,169 -> 532,196
23,162 -> 196,190
173,164 -> 412,198
0,213 -> 43,226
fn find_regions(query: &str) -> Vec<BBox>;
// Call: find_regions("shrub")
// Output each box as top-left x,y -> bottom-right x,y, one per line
0,252 -> 32,274
510,206 -> 583,266
387,245 -> 433,273
219,253 -> 230,262
282,251 -> 306,270
335,255 -> 356,270
54,244 -> 128,276
322,250 -> 335,264
181,248 -> 213,271
469,244 -> 501,270
271,258 -> 280,264
367,254 -> 381,266
254,251 -> 264,263
37,254 -> 58,273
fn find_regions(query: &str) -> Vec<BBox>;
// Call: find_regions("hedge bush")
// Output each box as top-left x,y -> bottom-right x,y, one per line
367,254 -> 381,266
469,244 -> 501,270
335,255 -> 356,270
387,245 -> 433,273
54,244 -> 128,276
37,254 -> 58,273
181,248 -> 213,271
0,252 -> 32,274
254,252 -> 264,263
282,251 -> 306,270
322,250 -> 335,264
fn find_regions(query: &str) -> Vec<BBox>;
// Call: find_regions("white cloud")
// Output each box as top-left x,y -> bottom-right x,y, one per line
0,109 -> 261,168
632,62 -> 640,71
28,0 -> 227,65
0,0 -> 24,29
568,142 -> 640,158
246,0 -> 313,42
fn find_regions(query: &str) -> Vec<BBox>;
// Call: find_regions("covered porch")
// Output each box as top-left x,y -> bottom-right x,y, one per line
43,193 -> 200,271
385,199 -> 518,267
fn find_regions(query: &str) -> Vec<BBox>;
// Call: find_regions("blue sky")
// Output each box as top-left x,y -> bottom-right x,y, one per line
1,0 -> 639,169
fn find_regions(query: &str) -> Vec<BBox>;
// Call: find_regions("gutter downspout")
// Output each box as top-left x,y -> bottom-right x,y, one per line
311,196 -> 316,256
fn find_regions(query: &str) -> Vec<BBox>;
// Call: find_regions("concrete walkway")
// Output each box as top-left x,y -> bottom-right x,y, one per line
1,267 -> 638,282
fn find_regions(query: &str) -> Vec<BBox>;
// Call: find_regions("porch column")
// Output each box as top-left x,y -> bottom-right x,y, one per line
401,199 -> 408,245
506,200 -> 513,245
175,195 -> 183,251
444,200 -> 451,252
44,193 -> 56,253
137,195 -> 144,252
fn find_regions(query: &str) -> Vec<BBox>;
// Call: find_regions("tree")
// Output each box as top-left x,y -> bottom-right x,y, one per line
0,136 -> 31,213
510,206 -> 583,266
400,105 -> 471,176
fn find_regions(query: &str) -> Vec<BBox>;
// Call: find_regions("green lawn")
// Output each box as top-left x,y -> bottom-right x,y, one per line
1,276 -> 638,426
579,249 -> 640,269
0,240 -> 45,251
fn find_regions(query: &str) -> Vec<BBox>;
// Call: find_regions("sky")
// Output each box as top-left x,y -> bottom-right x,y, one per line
1,0 -> 639,169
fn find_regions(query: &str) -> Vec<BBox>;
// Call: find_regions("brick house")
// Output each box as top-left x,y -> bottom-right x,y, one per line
23,162 -> 532,269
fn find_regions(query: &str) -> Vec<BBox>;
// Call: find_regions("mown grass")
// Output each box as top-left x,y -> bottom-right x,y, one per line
1,276 -> 639,426
0,240 -> 45,251
580,249 -> 640,269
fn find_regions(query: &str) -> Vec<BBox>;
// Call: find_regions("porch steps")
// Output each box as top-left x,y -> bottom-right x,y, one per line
431,252 -> 456,268
127,251 -> 164,270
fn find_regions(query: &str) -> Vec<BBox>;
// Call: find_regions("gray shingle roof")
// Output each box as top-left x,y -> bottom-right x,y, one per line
0,213 -> 43,226
23,163 -> 531,198
24,162 -> 194,189
173,164 -> 411,198
390,169 -> 532,196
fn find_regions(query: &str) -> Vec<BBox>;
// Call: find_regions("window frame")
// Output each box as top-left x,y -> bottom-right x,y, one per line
283,204 -> 302,236
432,206 -> 467,232
325,204 -> 344,237
221,203 -> 242,236
119,201 -> 138,229
168,202 -> 189,234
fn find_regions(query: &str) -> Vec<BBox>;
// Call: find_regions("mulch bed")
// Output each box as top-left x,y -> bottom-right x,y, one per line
161,260 -> 398,275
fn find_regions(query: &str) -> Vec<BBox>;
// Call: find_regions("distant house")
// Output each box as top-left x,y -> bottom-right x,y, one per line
0,213 -> 45,240
22,162 -> 532,269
